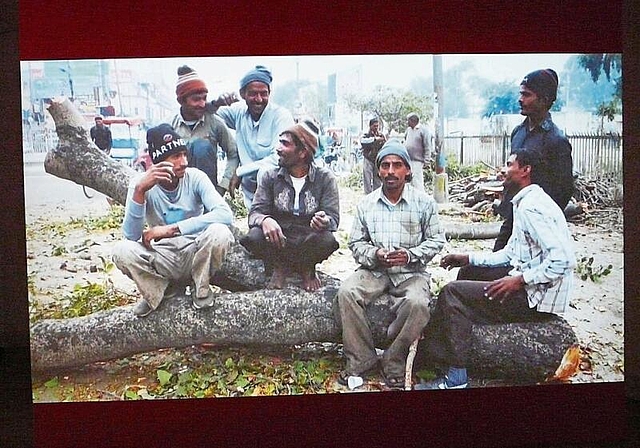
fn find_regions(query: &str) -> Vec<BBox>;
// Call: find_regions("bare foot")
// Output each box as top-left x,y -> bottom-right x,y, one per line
267,266 -> 288,289
301,269 -> 321,292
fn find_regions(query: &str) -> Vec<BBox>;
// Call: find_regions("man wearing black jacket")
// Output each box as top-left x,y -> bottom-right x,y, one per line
492,68 -> 574,251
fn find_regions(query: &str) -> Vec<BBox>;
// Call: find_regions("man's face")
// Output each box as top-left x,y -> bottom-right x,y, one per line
163,150 -> 189,179
276,134 -> 306,169
407,117 -> 418,128
241,81 -> 270,119
180,92 -> 207,120
95,118 -> 104,127
518,85 -> 548,118
370,122 -> 379,134
378,154 -> 410,192
501,153 -> 528,191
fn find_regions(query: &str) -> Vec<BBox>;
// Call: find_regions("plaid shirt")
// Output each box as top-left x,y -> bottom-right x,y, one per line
349,185 -> 446,286
470,184 -> 576,314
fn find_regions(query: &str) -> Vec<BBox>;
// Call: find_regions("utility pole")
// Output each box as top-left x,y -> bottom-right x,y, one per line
432,55 -> 448,203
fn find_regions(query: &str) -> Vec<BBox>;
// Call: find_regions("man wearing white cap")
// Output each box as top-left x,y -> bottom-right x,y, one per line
240,119 -> 340,292
334,140 -> 445,389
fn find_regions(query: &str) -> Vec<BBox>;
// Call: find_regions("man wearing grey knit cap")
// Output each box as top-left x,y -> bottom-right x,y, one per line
490,68 -> 574,252
334,139 -> 446,390
240,118 -> 340,292
209,65 -> 295,209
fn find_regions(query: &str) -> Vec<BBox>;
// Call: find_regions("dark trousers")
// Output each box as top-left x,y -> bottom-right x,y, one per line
240,224 -> 339,272
420,266 -> 551,368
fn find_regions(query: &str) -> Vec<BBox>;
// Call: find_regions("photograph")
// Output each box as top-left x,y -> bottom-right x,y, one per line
6,1 -> 632,447
21,53 -> 623,402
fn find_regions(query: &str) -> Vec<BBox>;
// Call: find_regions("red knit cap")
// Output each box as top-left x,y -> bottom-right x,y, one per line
175,65 -> 208,100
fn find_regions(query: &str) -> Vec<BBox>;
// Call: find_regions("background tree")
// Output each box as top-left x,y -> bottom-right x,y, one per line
343,86 -> 433,134
576,53 -> 622,130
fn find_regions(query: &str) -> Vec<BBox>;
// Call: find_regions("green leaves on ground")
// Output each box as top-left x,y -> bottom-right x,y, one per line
29,279 -> 133,322
576,256 -> 613,282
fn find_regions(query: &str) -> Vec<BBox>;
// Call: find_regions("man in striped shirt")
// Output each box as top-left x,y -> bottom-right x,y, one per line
334,140 -> 446,390
417,148 -> 576,390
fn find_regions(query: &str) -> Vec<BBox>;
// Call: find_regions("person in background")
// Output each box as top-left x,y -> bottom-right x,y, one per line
209,65 -> 295,208
112,124 -> 234,317
417,148 -> 576,389
240,119 -> 340,292
404,112 -> 432,192
334,140 -> 445,389
170,65 -> 239,197
360,117 -> 386,194
492,68 -> 573,251
90,115 -> 112,154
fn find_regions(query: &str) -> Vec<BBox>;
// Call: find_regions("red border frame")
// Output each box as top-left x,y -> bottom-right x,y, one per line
4,1 -> 634,447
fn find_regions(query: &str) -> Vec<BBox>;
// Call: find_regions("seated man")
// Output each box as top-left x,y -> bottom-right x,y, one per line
112,123 -> 234,317
334,140 -> 446,389
417,148 -> 576,389
240,119 -> 340,292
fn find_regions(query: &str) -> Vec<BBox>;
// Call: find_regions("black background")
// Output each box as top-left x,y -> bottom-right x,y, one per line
2,1 -> 638,447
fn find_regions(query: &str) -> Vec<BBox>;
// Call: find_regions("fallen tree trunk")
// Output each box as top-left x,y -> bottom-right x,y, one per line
30,280 -> 576,382
32,98 -> 576,383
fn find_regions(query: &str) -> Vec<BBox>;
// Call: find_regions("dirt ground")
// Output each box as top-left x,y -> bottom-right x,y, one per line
24,176 -> 624,401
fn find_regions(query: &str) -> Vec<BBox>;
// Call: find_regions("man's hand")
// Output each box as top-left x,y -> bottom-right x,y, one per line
484,275 -> 525,303
376,248 -> 410,267
215,185 -> 227,197
310,211 -> 330,231
142,224 -> 179,250
228,174 -> 240,199
213,92 -> 239,108
262,217 -> 287,249
440,254 -> 470,270
133,161 -> 175,203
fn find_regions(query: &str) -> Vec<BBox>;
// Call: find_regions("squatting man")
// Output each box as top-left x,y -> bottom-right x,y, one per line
112,123 -> 234,317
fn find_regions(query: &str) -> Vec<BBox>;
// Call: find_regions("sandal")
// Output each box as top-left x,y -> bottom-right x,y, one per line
337,362 -> 380,386
382,373 -> 405,390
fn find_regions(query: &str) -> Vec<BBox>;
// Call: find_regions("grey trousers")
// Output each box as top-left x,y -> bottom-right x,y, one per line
112,223 -> 234,309
363,159 -> 381,194
335,269 -> 431,379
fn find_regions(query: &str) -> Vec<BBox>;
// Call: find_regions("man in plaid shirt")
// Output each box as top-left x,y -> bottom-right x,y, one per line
334,139 -> 446,390
417,148 -> 576,390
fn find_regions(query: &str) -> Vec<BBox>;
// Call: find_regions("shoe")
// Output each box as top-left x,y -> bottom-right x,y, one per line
414,367 -> 468,390
133,300 -> 153,318
163,284 -> 187,300
337,362 -> 379,386
192,288 -> 215,309
381,372 -> 405,390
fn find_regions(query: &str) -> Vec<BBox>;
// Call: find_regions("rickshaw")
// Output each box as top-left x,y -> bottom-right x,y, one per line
102,116 -> 146,168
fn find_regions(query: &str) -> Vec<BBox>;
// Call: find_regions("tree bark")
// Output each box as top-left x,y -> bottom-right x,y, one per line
33,98 -> 576,384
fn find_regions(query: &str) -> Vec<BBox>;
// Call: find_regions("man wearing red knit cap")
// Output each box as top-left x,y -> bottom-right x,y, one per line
170,65 -> 239,197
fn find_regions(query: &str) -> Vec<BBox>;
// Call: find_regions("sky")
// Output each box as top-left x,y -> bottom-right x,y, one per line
122,53 -> 577,96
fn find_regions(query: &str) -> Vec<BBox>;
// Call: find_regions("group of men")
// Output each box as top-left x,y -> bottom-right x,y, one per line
110,65 -> 576,390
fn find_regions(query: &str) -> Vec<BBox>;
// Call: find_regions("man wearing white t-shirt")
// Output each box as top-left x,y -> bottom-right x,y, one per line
239,119 -> 340,292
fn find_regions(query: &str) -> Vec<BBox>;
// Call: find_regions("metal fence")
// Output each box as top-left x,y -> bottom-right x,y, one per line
443,132 -> 623,181
22,125 -> 59,154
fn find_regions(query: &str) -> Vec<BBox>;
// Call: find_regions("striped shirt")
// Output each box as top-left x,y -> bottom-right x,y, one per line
349,185 -> 446,286
469,184 -> 576,314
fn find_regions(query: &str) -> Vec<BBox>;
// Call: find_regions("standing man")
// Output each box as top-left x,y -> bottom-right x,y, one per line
360,117 -> 386,194
240,119 -> 340,292
90,115 -> 112,155
404,112 -> 432,191
493,68 -> 573,251
334,140 -> 446,389
112,124 -> 234,317
417,148 -> 576,389
210,65 -> 295,208
170,65 -> 239,197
